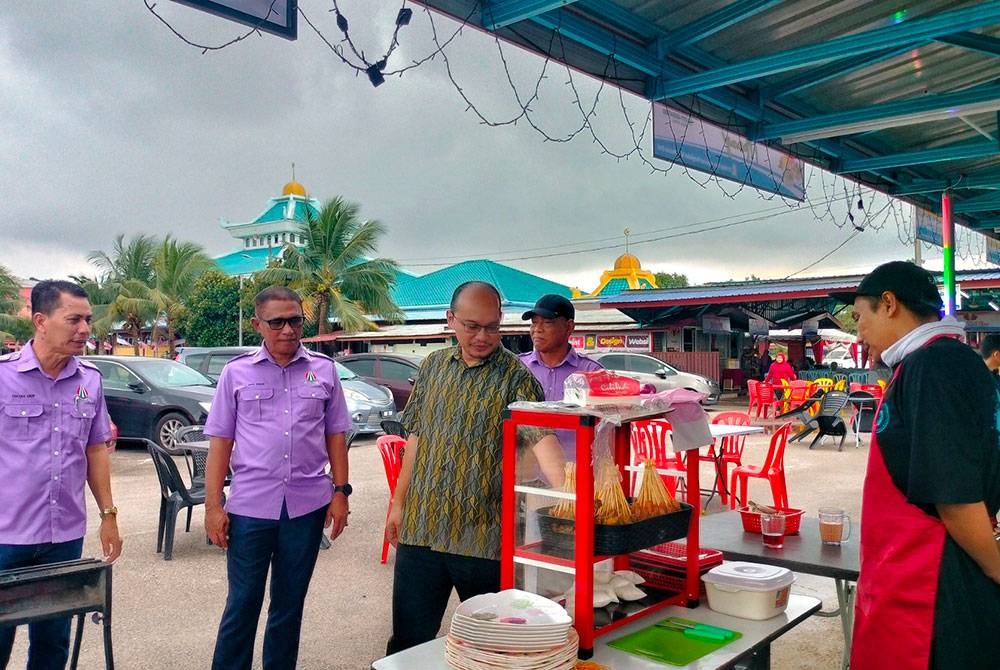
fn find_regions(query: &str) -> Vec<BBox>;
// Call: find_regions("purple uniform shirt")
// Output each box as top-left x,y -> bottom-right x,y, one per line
0,342 -> 112,545
204,345 -> 352,520
518,347 -> 604,401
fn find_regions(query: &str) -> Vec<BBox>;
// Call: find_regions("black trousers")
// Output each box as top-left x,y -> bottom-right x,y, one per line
386,544 -> 500,655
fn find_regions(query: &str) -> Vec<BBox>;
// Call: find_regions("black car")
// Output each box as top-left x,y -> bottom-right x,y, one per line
338,353 -> 424,412
86,356 -> 216,450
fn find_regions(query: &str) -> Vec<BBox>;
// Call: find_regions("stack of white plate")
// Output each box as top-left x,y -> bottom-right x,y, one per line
446,590 -> 577,670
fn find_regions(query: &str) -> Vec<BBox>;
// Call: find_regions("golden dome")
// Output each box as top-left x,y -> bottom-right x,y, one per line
614,253 -> 641,270
282,180 -> 307,196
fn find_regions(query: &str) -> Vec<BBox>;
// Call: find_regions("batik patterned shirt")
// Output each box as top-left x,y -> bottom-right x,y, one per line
400,345 -> 543,559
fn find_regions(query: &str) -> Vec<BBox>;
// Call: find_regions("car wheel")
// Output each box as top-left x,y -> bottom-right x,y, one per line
155,412 -> 190,450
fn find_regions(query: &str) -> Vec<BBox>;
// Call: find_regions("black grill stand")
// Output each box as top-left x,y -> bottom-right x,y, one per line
0,558 -> 113,669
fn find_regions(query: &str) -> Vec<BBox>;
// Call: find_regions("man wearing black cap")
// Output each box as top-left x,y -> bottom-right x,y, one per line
519,294 -> 603,403
830,261 -> 1000,670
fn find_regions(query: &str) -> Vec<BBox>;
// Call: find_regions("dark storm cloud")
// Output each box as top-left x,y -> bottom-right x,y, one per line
1,1 -> 925,285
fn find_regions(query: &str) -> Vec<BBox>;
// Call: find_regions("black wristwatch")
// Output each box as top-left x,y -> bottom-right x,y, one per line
333,483 -> 353,498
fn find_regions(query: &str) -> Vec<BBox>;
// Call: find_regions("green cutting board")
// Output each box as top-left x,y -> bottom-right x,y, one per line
607,620 -> 742,666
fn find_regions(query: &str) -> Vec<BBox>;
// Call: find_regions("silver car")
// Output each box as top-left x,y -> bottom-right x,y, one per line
588,352 -> 721,404
176,346 -> 397,434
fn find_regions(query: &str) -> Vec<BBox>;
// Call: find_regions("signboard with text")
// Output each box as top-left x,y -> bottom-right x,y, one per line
652,103 -> 805,200
914,205 -> 943,246
573,333 -> 651,351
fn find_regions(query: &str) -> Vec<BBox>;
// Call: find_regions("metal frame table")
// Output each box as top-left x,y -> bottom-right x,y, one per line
695,511 -> 858,670
371,594 -> 821,670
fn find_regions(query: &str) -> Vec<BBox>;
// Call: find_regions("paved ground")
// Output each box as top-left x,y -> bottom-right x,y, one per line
6,397 -> 865,669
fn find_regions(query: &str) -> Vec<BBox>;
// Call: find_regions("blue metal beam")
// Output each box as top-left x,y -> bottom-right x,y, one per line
654,0 -> 780,56
953,192 -> 1000,213
656,4 -> 1000,99
838,141 -> 1000,173
937,30 -> 1000,57
894,172 -> 1000,195
576,0 -> 664,40
483,0 -> 578,30
756,83 -> 1000,143
760,44 -> 922,101
529,9 -> 898,180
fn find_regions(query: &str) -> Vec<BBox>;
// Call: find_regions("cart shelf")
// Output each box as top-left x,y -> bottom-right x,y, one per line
501,405 -> 706,659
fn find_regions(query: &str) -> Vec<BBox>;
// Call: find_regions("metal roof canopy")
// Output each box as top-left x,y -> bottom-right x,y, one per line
412,1 -> 1000,236
600,268 -> 1000,328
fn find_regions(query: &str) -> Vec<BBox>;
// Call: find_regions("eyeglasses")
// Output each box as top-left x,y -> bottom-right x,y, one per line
451,315 -> 501,336
259,315 -> 305,330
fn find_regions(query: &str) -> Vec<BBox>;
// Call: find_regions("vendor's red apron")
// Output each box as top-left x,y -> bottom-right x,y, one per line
851,346 -> 947,670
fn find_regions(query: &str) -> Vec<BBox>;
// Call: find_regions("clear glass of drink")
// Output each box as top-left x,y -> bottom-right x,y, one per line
761,513 -> 785,550
818,507 -> 851,545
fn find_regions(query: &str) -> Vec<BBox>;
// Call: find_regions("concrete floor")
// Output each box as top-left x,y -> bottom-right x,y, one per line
6,397 -> 865,669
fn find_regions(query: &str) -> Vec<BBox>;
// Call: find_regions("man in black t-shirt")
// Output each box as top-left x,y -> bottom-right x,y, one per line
831,261 -> 1000,670
981,334 -> 1000,395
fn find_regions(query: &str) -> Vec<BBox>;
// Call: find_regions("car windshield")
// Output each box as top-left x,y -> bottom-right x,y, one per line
335,362 -> 357,381
126,358 -> 214,387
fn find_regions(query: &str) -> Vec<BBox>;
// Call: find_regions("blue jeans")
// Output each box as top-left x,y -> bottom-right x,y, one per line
386,544 -> 500,655
0,538 -> 85,670
211,503 -> 326,670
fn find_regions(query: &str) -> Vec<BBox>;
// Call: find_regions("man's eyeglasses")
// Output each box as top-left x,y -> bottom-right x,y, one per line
260,315 -> 305,330
452,316 -> 501,335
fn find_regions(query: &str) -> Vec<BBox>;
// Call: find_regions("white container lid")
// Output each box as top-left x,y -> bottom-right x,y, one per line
701,562 -> 795,592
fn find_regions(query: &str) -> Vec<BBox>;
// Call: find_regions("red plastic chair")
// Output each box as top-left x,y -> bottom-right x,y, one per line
860,383 -> 884,399
708,411 -> 752,506
755,383 -> 786,430
746,379 -> 761,418
631,419 -> 683,497
729,422 -> 792,510
377,434 -> 406,564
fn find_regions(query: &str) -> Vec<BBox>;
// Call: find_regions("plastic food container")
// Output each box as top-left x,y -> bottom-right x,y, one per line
701,562 -> 795,620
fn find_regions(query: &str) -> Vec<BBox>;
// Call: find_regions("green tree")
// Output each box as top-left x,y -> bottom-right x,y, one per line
258,197 -> 404,334
653,271 -> 689,288
0,265 -> 30,345
178,271 -> 253,346
87,234 -> 159,356
148,236 -> 215,356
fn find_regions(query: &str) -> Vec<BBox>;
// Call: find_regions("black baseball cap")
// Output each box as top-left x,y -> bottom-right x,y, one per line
829,261 -> 943,312
522,294 -> 575,320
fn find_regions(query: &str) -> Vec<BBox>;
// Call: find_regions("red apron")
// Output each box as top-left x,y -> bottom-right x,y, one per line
851,353 -> 947,670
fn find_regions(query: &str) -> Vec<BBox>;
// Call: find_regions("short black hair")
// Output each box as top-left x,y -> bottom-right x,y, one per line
30,280 -> 89,316
450,281 -> 501,311
981,334 -> 1000,359
254,286 -> 303,312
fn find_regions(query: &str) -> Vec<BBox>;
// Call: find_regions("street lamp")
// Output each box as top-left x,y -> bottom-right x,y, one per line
237,254 -> 252,346
237,273 -> 245,346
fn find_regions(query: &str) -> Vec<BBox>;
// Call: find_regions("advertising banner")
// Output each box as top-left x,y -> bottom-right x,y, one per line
987,237 -> 1000,266
701,315 -> 731,334
652,102 -> 805,200
914,205 -> 943,247
582,333 -> 652,352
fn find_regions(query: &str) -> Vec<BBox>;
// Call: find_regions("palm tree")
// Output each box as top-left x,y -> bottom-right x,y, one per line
88,234 -> 157,284
258,197 -> 404,334
149,236 -> 215,356
88,235 -> 159,356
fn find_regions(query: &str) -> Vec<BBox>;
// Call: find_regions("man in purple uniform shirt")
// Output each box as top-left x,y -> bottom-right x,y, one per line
203,286 -> 352,670
519,294 -> 603,402
0,280 -> 122,670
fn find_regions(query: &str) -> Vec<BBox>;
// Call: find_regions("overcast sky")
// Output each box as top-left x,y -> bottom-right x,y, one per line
1,1 -> 983,293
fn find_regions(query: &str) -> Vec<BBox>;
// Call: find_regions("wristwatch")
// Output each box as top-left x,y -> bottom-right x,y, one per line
332,483 -> 353,498
99,506 -> 118,520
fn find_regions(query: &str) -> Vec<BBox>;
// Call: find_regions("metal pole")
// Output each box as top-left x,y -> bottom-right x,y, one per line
942,192 -> 956,316
237,274 -> 244,346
